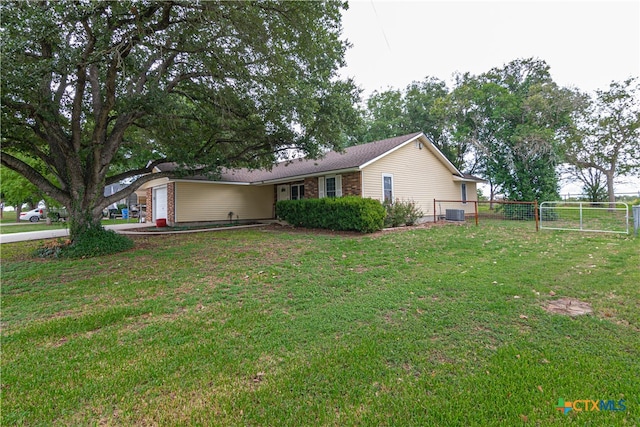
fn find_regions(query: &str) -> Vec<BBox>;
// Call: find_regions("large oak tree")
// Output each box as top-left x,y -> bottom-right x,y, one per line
1,1 -> 360,239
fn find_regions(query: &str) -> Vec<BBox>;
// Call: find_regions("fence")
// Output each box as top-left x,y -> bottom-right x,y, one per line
477,200 -> 539,231
433,200 -> 478,225
433,200 -> 540,230
539,202 -> 629,234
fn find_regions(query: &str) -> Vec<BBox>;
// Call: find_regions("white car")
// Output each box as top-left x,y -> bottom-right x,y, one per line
19,207 -> 44,222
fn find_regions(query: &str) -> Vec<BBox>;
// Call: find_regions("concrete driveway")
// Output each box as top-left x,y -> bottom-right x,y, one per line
0,223 -> 153,244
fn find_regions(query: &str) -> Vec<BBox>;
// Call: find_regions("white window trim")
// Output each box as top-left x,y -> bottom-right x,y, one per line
291,183 -> 304,200
319,174 -> 342,198
382,173 -> 394,203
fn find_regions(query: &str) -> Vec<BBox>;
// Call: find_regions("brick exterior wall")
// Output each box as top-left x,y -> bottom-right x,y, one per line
145,184 -> 174,224
167,182 -> 175,225
291,173 -> 363,199
304,177 -> 318,199
341,171 -> 362,196
146,188 -> 153,223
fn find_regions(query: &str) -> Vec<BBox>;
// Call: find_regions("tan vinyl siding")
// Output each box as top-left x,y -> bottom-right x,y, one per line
362,142 -> 477,216
175,182 -> 274,222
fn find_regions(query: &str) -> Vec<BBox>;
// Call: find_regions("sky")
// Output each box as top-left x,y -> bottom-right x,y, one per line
338,0 -> 640,195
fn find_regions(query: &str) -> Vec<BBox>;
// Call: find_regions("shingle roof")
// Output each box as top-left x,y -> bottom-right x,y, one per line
157,132 -> 450,183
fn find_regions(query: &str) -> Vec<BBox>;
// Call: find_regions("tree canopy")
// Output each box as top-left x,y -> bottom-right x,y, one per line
1,0 -> 360,238
448,59 -> 582,201
354,59 -> 584,202
563,77 -> 640,203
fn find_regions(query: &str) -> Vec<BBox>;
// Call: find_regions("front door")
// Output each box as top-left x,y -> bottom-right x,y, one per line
153,186 -> 168,220
277,184 -> 290,201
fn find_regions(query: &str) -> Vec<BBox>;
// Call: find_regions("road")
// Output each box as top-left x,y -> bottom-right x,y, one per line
0,223 -> 153,244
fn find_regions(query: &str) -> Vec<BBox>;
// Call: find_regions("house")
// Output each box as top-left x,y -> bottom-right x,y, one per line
138,132 -> 484,225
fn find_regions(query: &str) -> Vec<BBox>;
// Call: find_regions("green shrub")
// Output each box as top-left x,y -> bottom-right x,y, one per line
35,227 -> 134,259
276,196 -> 385,233
383,199 -> 424,227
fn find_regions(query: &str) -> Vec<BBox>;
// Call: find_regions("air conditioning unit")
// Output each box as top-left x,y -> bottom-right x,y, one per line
445,209 -> 465,221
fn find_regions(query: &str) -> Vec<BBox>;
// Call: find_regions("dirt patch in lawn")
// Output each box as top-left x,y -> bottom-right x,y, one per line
543,298 -> 593,316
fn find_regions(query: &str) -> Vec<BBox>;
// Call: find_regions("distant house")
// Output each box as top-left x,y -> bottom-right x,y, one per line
139,132 -> 484,225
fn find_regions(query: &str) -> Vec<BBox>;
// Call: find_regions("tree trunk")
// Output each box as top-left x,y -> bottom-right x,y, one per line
68,203 -> 105,241
605,170 -> 616,208
489,182 -> 496,210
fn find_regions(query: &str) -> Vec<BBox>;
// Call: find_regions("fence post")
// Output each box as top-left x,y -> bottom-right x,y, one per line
579,202 -> 583,230
534,200 -> 539,232
474,201 -> 478,226
433,199 -> 436,223
633,205 -> 640,236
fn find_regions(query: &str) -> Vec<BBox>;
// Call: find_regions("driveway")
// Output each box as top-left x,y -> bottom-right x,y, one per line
0,223 -> 153,244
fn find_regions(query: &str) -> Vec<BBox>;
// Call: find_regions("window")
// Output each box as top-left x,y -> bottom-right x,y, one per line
382,174 -> 393,202
325,177 -> 336,198
291,183 -> 304,200
461,183 -> 467,204
318,175 -> 342,198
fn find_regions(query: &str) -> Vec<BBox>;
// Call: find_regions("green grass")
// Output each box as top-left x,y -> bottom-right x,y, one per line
0,221 -> 69,234
0,218 -> 139,234
1,224 -> 639,426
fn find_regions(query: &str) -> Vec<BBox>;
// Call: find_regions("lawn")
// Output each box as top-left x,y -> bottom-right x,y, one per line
0,218 -> 139,235
1,223 -> 638,426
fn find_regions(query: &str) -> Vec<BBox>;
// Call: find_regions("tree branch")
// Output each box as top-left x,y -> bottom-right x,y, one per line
0,153 -> 68,204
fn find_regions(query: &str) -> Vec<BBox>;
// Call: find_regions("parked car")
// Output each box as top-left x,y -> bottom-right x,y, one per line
19,207 -> 44,222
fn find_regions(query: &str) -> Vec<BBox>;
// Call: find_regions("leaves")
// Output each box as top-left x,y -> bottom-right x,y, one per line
562,77 -> 640,202
449,58 -> 580,201
1,0 -> 359,240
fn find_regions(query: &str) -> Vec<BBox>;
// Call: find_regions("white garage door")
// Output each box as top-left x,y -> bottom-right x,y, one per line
153,186 -> 168,221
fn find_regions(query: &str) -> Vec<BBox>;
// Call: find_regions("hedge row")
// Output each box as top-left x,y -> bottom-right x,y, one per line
276,196 -> 385,233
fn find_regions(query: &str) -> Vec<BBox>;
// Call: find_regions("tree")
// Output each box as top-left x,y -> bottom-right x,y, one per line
0,166 -> 42,220
1,1 -> 360,241
572,167 -> 608,202
563,78 -> 640,204
404,78 -> 460,167
448,59 -> 581,202
353,77 -> 472,170
357,88 -> 408,143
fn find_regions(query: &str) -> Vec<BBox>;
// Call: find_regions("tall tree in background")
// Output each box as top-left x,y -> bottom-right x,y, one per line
563,77 -> 640,204
404,78 -> 460,167
445,73 -> 505,200
1,1 -> 360,241
358,89 -> 408,143
568,167 -> 608,202
0,166 -> 43,220
448,58 -> 580,201
355,77 -> 473,171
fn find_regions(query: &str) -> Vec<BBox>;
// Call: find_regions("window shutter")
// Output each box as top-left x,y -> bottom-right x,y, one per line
318,177 -> 325,198
335,175 -> 342,197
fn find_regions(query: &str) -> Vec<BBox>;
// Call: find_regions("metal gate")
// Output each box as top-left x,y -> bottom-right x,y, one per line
539,202 -> 629,234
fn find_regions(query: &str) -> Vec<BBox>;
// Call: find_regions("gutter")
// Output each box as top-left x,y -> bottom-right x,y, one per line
252,167 -> 362,185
